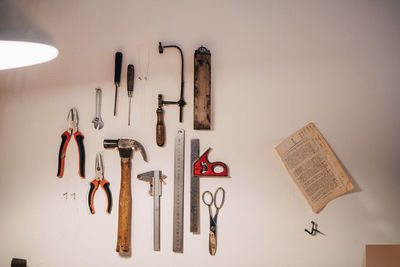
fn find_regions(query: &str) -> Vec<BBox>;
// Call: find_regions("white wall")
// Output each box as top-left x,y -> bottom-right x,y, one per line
1,0 -> 399,266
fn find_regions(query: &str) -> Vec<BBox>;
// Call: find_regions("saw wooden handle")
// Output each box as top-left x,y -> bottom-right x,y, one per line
117,157 -> 132,253
156,107 -> 165,146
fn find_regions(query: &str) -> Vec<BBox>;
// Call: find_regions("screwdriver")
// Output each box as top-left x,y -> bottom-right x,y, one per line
114,52 -> 123,116
127,64 -> 134,126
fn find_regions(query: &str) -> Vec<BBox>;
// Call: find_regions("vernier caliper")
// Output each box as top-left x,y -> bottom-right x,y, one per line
137,170 -> 166,251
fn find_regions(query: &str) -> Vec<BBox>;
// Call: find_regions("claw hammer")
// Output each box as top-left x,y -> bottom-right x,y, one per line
104,139 -> 148,253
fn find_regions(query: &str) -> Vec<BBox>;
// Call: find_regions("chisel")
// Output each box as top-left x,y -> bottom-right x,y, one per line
127,64 -> 134,125
114,52 -> 123,116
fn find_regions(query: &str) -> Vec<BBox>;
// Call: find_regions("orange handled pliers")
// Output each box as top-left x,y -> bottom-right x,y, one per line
57,108 -> 85,178
88,153 -> 112,214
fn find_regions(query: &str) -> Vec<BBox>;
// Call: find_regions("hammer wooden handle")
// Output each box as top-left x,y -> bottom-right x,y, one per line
156,107 -> 165,146
117,157 -> 132,253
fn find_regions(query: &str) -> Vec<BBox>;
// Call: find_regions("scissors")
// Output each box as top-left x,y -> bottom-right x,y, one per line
202,187 -> 225,256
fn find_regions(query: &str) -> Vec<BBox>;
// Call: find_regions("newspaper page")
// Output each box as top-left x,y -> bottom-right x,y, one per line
275,122 -> 354,213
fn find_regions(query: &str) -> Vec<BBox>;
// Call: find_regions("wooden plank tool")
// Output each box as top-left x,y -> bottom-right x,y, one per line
194,46 -> 211,130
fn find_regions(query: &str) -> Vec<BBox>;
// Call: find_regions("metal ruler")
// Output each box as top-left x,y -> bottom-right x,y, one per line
153,170 -> 161,251
173,128 -> 185,253
190,139 -> 200,234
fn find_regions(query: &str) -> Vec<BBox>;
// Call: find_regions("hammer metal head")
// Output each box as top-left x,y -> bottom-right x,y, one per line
104,139 -> 148,161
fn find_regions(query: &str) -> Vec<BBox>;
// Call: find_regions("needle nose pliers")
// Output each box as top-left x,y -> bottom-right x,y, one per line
88,153 -> 112,214
57,108 -> 85,178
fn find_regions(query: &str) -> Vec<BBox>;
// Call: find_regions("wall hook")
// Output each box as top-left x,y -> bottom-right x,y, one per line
305,221 -> 324,236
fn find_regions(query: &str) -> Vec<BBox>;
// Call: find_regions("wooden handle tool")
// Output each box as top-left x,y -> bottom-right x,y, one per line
156,94 -> 165,146
103,138 -> 148,254
117,157 -> 132,253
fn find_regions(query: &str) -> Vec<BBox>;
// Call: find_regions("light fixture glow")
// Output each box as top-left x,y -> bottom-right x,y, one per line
0,40 -> 58,70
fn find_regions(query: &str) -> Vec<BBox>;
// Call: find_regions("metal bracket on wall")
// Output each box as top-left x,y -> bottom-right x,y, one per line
305,221 -> 324,236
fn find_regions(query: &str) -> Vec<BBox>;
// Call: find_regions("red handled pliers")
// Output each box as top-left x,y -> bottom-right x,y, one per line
57,108 -> 85,178
88,153 -> 112,214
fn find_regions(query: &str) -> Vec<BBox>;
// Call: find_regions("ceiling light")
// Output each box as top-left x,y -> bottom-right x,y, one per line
0,1 -> 58,70
0,41 -> 58,70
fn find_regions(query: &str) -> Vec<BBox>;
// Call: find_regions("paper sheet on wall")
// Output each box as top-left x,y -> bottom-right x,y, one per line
275,122 -> 354,213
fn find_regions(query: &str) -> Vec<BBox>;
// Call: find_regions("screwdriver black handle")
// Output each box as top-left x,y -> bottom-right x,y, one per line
114,52 -> 123,116
127,64 -> 134,97
114,52 -> 123,86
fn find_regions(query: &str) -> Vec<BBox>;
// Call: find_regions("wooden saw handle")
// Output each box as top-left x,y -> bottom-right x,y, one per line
156,107 -> 165,146
117,157 -> 132,253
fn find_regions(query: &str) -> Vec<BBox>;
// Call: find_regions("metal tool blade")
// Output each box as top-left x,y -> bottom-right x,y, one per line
190,139 -> 200,234
133,140 -> 148,162
137,170 -> 164,251
128,99 -> 132,126
173,128 -> 185,253
154,170 -> 161,251
137,171 -> 154,183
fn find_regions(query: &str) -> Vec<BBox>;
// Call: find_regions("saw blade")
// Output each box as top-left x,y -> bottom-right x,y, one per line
173,128 -> 185,253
